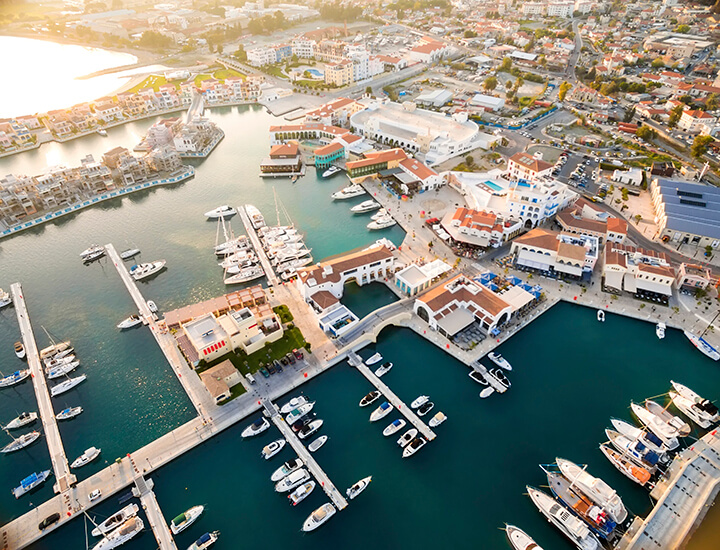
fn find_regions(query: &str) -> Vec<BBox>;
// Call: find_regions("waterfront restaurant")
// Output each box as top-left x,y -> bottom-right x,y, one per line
510,228 -> 598,280
603,243 -> 675,304
394,260 -> 453,297
260,142 -> 303,176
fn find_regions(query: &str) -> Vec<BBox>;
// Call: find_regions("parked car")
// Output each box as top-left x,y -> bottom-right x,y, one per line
286,352 -> 296,365
293,348 -> 304,360
273,359 -> 283,373
267,363 -> 276,375
245,373 -> 256,385
39,514 -> 60,531
259,367 -> 270,378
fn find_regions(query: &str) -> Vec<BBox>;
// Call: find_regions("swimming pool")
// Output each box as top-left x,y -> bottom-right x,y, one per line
306,68 -> 323,77
483,180 -> 504,192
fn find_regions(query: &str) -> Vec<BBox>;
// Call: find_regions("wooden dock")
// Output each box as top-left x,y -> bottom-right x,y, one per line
133,476 -> 178,550
10,283 -> 77,496
263,399 -> 348,510
237,206 -> 278,287
470,361 -> 507,394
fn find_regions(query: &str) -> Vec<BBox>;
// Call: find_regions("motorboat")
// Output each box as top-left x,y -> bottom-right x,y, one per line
83,247 -> 106,263
97,129 -> 108,137
5,411 -> 37,430
56,406 -> 83,421
526,486 -> 600,550
91,503 -> 139,537
370,401 -> 393,422
383,419 -> 406,436
271,458 -> 304,482
280,396 -> 309,415
298,419 -> 323,440
218,252 -> 256,269
262,439 -> 286,459
275,468 -> 310,492
50,375 -> 87,397
359,390 -> 381,407
1,431 -> 41,453
321,165 -> 343,178
545,470 -> 617,539
91,517 -> 144,550
684,330 -> 720,361
469,370 -> 489,385
80,244 -> 104,260
656,322 -> 666,340
204,205 -> 236,219
119,248 -> 140,260
0,288 -> 12,309
303,503 -> 336,532
670,380 -> 719,426
506,525 -> 544,550
117,315 -> 142,330
187,531 -> 220,550
351,200 -> 381,214
292,413 -> 317,433
669,391 -> 715,429
605,429 -> 661,470
0,369 -> 30,388
367,215 -> 397,230
375,362 -> 393,377
488,352 -> 512,371
480,387 -> 495,399
411,395 -> 429,409
417,401 -> 434,417
633,400 -> 691,439
245,204 -> 265,229
170,505 -> 204,535
597,309 -> 605,322
308,435 -> 328,453
398,428 -> 418,448
365,352 -> 382,366
241,417 -> 270,438
285,402 -> 315,425
599,443 -> 651,486
610,417 -> 672,453
12,470 -> 51,498
130,261 -> 167,281
46,361 -> 80,380
402,437 -> 427,458
14,342 -> 26,360
214,236 -> 249,256
147,300 -> 158,313
331,184 -> 366,200
429,412 -> 447,427
346,476 -> 372,500
224,266 -> 265,285
288,481 -> 315,506
556,458 -> 628,523
490,368 -> 511,389
71,446 -> 101,469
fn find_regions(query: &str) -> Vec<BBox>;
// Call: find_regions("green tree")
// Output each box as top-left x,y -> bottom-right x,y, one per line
668,104 -> 684,128
558,81 -> 572,101
706,93 -> 719,111
500,57 -> 512,71
624,106 -> 636,122
484,76 -> 498,91
651,58 -> 664,69
691,135 -> 714,158
636,125 -> 656,141
675,24 -> 690,33
464,30 -> 477,38
233,44 -> 247,62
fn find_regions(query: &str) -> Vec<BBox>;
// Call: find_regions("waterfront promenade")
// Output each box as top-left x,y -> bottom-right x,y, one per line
238,205 -> 279,287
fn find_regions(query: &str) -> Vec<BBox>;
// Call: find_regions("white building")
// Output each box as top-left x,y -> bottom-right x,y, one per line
611,168 -> 644,186
604,243 -> 675,301
394,260 -> 453,297
470,94 -> 505,111
547,0 -> 575,17
522,2 -> 546,15
409,41 -> 448,64
678,109 -> 717,134
511,228 -> 599,278
247,46 -> 277,67
291,38 -> 315,59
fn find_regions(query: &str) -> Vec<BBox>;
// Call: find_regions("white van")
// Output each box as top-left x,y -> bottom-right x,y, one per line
245,373 -> 256,385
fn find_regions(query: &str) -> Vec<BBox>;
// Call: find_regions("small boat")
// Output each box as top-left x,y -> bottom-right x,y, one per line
656,322 -> 666,340
331,184 -> 366,200
130,260 -> 167,281
280,396 -> 308,414
46,361 -> 80,380
187,531 -> 220,550
275,468 -> 310,492
490,368 -> 511,389
402,437 -> 427,458
1,431 -> 41,453
526,486 -> 600,550
488,352 -> 512,371
599,443 -> 651,486
245,204 -> 265,229
50,375 -> 87,397
308,435 -> 328,452
322,165 -> 343,178
223,266 -> 265,285
12,470 -> 52,498
96,129 -> 108,137
117,315 -> 142,330
271,458 -> 304,482
91,517 -> 144,550
670,380 -> 720,426
302,503 -> 336,532
288,481 -> 315,506
469,370 -> 489,385
204,205 -> 236,219
359,390 -> 381,407
285,402 -> 315,425
555,458 -> 628,523
398,428 -> 418,447
241,417 -> 270,438
170,505 -> 204,535
298,419 -> 323,440
147,300 -> 158,313
610,417 -> 672,453
370,208 -> 387,221
370,401 -> 393,422
71,446 -> 101,469
605,429 -> 661,470
374,361 -> 393,377
14,342 -> 26,360
346,476 -> 372,500
383,419 -> 406,436
80,244 -> 104,259
56,406 -> 83,421
351,200 -> 381,214
91,503 -> 139,537
597,309 -> 605,322
417,401 -> 434,417
0,369 -> 30,388
506,524 -> 544,550
429,412 -> 447,427
365,352 -> 383,366
119,248 -> 140,260
684,330 -> 720,361
367,215 -> 397,230
89,489 -> 102,502
4,411 -> 38,430
0,288 -> 12,309
261,439 -> 286,459
83,248 -> 106,262
292,413 -> 317,432
411,395 -> 429,409
480,387 -> 495,399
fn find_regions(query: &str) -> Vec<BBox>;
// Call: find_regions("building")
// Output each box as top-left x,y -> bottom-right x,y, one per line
260,142 -> 303,176
442,207 -> 523,248
507,152 -> 553,181
182,314 -> 231,363
304,98 -> 365,127
415,89 -> 453,108
678,109 -> 717,134
409,40 -> 448,64
511,228 -> 599,279
675,263 -> 715,292
470,94 -> 506,112
324,60 -> 354,87
199,360 -> 242,404
521,2 -> 546,15
313,141 -> 345,169
394,260 -> 453,297
547,0 -> 574,17
291,38 -> 315,59
611,168 -> 644,187
603,243 -> 675,303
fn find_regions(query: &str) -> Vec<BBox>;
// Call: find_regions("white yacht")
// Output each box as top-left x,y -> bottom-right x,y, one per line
51,375 -> 87,397
130,260 -> 167,281
119,248 -> 140,260
670,380 -> 720,426
285,402 -> 315,425
298,419 -> 323,440
669,390 -> 716,429
429,412 -> 447,427
56,406 -> 83,421
631,400 -> 691,441
488,352 -> 512,371
555,458 -> 627,523
346,476 -> 372,500
367,215 -> 397,230
0,369 -> 30,388
280,396 -> 309,414
370,209 -> 387,221
117,315 -> 142,330
245,204 -> 265,229
80,244 -> 104,260
187,531 -> 220,550
204,205 -> 236,219
91,503 -> 139,537
480,387 -> 495,399
610,417 -> 672,453
4,411 -> 37,430
224,266 -> 264,285
402,437 -> 427,458
46,360 -> 80,380
241,417 -> 270,438
656,322 -> 666,340
261,439 -> 286,459
170,505 -> 204,535
96,129 -> 108,137
383,419 -> 406,436
302,503 -> 336,532
288,481 -> 315,506
71,446 -> 101,469
599,443 -> 651,486
359,390 -> 381,407
397,428 -> 418,448
526,486 -> 600,550
321,165 -> 343,178
44,354 -> 76,369
275,468 -> 311,492
13,470 -> 52,499
411,395 -> 429,409
374,361 -> 393,377
351,200 -> 381,214
684,330 -> 720,361
331,184 -> 366,200
605,428 -> 663,469
365,352 -> 382,366
1,431 -> 41,453
308,435 -> 327,452
370,401 -> 393,422
417,401 -> 434,417
39,341 -> 72,360
214,236 -> 249,256
0,288 -> 11,309
506,525 -> 544,550
271,458 -> 304,482
92,516 -> 144,550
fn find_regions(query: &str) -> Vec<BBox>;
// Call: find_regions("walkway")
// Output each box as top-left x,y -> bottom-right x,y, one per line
10,283 -> 77,496
133,476 -> 178,550
263,399 -> 348,510
469,361 -> 507,394
237,206 -> 278,287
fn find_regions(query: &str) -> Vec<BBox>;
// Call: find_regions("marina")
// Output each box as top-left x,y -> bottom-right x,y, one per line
133,475 -> 178,550
237,206 -> 278,287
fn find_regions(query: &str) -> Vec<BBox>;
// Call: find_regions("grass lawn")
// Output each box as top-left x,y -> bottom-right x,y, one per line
264,65 -> 288,79
273,305 -> 294,324
296,79 -> 326,89
213,68 -> 245,81
217,383 -> 247,406
126,75 -> 172,93
194,73 -> 213,87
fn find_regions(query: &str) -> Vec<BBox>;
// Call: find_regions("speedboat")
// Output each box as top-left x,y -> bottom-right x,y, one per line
147,300 -> 158,313
91,503 -> 139,537
302,503 -> 336,532
370,401 -> 393,422
224,266 -> 264,285
275,468 -> 310,492
280,395 -> 308,414
117,315 -> 142,330
80,244 -> 104,260
2,431 -> 41,453
288,481 -> 315,506
322,165 -> 343,178
599,443 -> 652,486
480,387 -> 495,399
351,200 -> 381,214
417,401 -> 434,417
610,417 -> 672,453
383,419 -> 406,436
187,531 -> 220,550
261,439 -> 286,459
669,390 -> 716,429
0,288 -> 12,309
375,361 -> 393,377
292,413 -> 317,433
632,400 -> 691,440
605,429 -> 662,470
130,260 -> 167,281
170,505 -> 204,535
119,248 -> 140,260
245,204 -> 265,229
684,330 -> 720,361
46,361 -> 80,380
597,309 -> 605,322
670,380 -> 719,426
298,419 -> 323,440
271,458 -> 304,482
5,411 -> 38,430
205,205 -> 236,219
469,370 -> 489,385
50,375 -> 87,397
488,352 -> 512,371
308,435 -> 327,452
0,369 -> 30,388
411,395 -> 429,409
367,215 -> 397,230
285,402 -> 315,425
241,417 -> 270,438
402,437 -> 427,458
506,525 -> 544,550
490,368 -> 511,389
56,406 -> 83,421
555,458 -> 627,523
359,390 -> 381,407
13,470 -> 52,498
92,517 -> 144,550
656,322 -> 666,339
526,486 -> 600,550
71,446 -> 101,469
365,352 -> 382,366
14,342 -> 26,360
398,428 -> 418,447
331,184 -> 366,200
346,476 -> 372,500
429,412 -> 447,427
83,248 -> 106,262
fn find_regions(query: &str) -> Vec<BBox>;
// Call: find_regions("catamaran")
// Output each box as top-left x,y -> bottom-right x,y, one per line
4,411 -> 37,430
526,486 -> 600,550
0,369 -> 30,388
170,505 -> 204,535
51,375 -> 87,397
91,516 -> 144,550
555,458 -> 627,523
91,504 -> 139,537
130,260 -> 167,281
331,184 -> 366,200
346,476 -> 372,500
2,431 -> 41,453
302,503 -> 336,532
204,205 -> 236,219
13,470 -> 52,498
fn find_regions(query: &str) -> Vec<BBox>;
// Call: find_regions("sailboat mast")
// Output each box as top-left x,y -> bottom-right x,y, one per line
700,311 -> 720,338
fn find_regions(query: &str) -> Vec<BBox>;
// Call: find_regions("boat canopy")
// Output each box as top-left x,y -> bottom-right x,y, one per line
21,473 -> 39,487
172,513 -> 186,525
196,533 -> 211,544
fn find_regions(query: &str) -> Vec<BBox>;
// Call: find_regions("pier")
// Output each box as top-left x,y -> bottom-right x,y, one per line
469,361 -> 507,394
263,399 -> 348,511
133,475 -> 178,550
348,352 -> 436,441
237,206 -> 278,287
10,283 -> 77,496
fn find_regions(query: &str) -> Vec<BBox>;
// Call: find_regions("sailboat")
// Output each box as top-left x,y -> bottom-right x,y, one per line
1,429 -> 41,453
684,311 -> 720,361
51,374 -> 87,397
39,326 -> 72,360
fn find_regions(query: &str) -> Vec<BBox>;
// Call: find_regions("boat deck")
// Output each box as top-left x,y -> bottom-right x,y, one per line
134,476 -> 178,550
237,206 -> 278,287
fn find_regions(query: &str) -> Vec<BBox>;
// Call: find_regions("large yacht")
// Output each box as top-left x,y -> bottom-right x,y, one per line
610,417 -> 672,453
605,429 -> 662,471
350,200 -> 381,214
670,380 -> 720,428
4,411 -> 37,430
130,261 -> 167,281
302,503 -> 336,532
245,205 -> 265,229
204,205 -> 236,219
526,486 -> 600,550
285,402 -> 315,425
223,266 -> 264,285
91,503 -> 139,537
331,184 -> 366,200
280,396 -> 309,414
367,214 -> 397,230
92,516 -> 144,550
556,458 -> 627,523
599,443 -> 651,486
170,505 -> 204,535
631,400 -> 690,443
321,165 -> 343,178
506,525 -> 544,550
